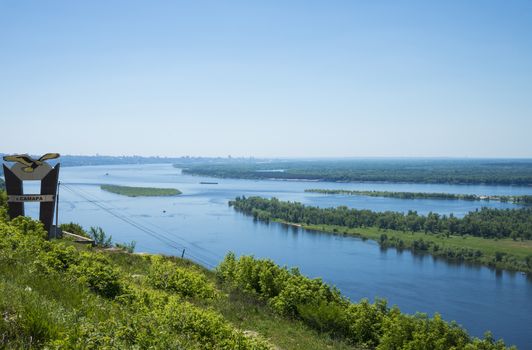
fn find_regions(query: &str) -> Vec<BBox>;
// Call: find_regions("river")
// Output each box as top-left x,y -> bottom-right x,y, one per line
23,164 -> 532,349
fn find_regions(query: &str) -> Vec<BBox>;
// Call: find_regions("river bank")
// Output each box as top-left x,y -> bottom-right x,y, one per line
276,220 -> 532,275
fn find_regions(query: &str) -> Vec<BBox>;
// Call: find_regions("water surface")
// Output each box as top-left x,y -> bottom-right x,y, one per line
22,164 -> 532,349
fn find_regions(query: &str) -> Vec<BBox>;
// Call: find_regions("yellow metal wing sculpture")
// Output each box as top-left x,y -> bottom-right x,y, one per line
3,153 -> 60,173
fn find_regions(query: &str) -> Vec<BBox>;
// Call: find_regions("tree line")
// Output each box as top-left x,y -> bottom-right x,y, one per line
305,189 -> 532,204
180,159 -> 532,185
230,196 -> 532,240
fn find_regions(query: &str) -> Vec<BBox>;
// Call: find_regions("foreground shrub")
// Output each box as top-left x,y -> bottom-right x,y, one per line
217,252 -> 516,350
68,252 -> 123,298
147,256 -> 217,299
161,296 -> 272,349
0,215 -> 274,349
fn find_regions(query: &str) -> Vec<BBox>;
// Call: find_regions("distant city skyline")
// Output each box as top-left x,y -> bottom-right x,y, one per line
1,1 -> 531,158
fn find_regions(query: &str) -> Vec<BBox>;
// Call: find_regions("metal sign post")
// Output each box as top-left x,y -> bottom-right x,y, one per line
2,153 -> 61,239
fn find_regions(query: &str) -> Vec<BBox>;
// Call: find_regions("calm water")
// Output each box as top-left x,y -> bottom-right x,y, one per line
23,164 -> 532,349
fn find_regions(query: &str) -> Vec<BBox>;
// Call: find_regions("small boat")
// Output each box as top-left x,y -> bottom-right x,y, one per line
200,181 -> 218,185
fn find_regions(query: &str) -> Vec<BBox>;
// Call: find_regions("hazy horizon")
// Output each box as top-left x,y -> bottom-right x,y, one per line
3,152 -> 532,161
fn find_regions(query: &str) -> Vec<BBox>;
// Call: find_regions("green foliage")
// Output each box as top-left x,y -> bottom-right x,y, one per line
89,226 -> 113,247
68,252 -> 123,298
217,253 -> 516,350
0,191 -> 7,221
0,280 -> 63,347
115,240 -> 136,253
231,196 -> 532,240
147,256 -> 217,299
306,188 -> 530,204
0,214 -> 273,349
60,221 -> 90,238
101,184 -> 181,197
9,216 -> 48,240
160,297 -> 271,349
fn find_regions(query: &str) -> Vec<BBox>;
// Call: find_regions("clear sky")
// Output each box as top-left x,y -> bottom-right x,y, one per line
1,0 -> 531,158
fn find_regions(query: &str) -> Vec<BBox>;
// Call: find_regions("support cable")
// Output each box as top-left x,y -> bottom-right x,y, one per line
65,183 -> 223,263
60,184 -> 218,269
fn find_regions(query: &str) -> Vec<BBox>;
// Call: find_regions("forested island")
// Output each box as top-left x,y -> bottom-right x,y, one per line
230,196 -> 532,274
176,158 -> 532,186
0,193 -> 515,349
100,184 -> 181,197
305,189 -> 532,204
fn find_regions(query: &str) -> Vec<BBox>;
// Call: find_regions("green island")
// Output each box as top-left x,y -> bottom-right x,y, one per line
230,196 -> 532,274
305,189 -> 532,204
0,192 -> 514,349
176,158 -> 532,185
100,184 -> 181,197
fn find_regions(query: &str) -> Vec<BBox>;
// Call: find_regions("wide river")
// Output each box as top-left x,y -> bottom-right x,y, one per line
24,164 -> 532,349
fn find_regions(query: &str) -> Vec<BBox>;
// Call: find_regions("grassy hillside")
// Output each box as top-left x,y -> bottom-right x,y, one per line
0,204 -> 356,349
101,184 -> 181,197
0,194 -> 515,349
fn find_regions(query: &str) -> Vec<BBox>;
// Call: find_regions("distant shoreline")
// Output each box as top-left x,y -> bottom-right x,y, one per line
178,159 -> 532,186
305,189 -> 532,204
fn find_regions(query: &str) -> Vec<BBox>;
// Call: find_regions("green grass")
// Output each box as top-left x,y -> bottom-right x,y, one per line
104,251 -> 359,350
215,288 -> 359,350
100,184 -> 181,197
0,232 -> 358,348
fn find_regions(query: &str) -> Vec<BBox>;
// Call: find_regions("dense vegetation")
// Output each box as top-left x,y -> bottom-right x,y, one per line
0,219 -> 515,348
230,197 -> 532,273
306,189 -> 532,204
218,253 -> 514,349
0,222 -> 275,348
0,177 -> 4,190
101,184 -> 181,197
0,193 -> 356,349
231,197 -> 532,240
178,158 -> 532,185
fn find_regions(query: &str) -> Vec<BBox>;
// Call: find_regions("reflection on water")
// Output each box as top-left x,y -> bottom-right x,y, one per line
20,163 -> 532,349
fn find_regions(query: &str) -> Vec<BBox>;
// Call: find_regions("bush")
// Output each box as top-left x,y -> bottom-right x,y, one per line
161,297 -> 272,350
217,253 -> 515,349
147,256 -> 217,299
0,213 -> 273,349
60,222 -> 90,238
69,252 -> 123,298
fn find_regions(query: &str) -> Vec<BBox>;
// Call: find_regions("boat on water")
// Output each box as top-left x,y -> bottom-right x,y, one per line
200,181 -> 218,185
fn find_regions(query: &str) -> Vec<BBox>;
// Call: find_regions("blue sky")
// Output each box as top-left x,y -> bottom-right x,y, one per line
1,0 -> 531,157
